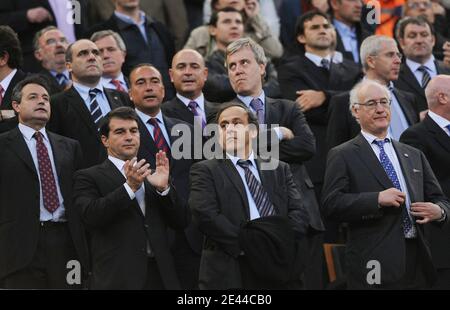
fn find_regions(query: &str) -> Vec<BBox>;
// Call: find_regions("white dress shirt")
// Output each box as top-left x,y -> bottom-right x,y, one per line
0,68 -> 17,95
428,110 -> 450,136
176,92 -> 207,124
135,109 -> 171,147
304,52 -> 332,67
19,124 -> 66,222
101,73 -> 129,92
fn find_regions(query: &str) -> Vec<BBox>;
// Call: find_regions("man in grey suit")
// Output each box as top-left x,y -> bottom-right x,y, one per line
322,79 -> 450,289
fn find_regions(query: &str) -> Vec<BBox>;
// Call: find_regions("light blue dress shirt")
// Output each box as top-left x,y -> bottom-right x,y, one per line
388,82 -> 410,141
101,73 -> 129,92
73,82 -> 111,117
333,19 -> 359,63
114,10 -> 148,43
406,56 -> 437,86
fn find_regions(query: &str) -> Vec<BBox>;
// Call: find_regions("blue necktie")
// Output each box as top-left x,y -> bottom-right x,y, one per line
373,139 -> 414,237
445,124 -> 450,135
56,73 -> 68,88
250,98 -> 264,125
321,58 -> 330,70
237,160 -> 275,217
89,89 -> 103,128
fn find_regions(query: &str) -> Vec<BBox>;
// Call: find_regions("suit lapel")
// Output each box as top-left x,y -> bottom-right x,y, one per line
7,127 -> 38,178
137,117 -> 159,160
47,132 -> 64,179
220,159 -> 250,219
424,115 -> 450,153
399,64 -> 424,101
255,158 -> 280,214
67,87 -> 99,135
392,141 -> 418,202
393,89 -> 418,125
104,88 -> 124,110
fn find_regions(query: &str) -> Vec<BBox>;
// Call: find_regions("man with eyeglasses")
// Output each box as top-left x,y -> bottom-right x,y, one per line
322,79 -> 450,289
327,35 -> 419,151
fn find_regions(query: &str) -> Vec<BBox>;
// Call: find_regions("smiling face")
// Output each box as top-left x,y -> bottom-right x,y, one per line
129,66 -> 165,115
101,117 -> 140,160
12,83 -> 51,130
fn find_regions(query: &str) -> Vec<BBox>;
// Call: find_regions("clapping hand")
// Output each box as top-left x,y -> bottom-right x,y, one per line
146,151 -> 170,192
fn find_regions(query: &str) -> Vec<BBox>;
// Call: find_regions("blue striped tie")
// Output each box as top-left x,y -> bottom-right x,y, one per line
237,159 -> 275,217
89,89 -> 103,128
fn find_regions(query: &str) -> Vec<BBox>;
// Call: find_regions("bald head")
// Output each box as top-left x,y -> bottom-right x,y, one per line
425,75 -> 450,112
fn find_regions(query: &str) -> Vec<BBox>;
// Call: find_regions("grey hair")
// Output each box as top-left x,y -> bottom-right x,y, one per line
349,79 -> 391,114
90,30 -> 127,52
360,35 -> 397,71
225,38 -> 267,66
33,26 -> 59,52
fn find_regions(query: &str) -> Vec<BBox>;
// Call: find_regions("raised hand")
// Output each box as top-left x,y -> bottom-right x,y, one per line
124,158 -> 151,192
146,151 -> 170,192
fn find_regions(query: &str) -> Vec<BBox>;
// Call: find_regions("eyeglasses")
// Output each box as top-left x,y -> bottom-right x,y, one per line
355,99 -> 391,110
407,2 -> 432,9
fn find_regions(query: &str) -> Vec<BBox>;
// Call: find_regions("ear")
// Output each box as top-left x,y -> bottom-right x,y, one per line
203,66 -> 208,81
209,25 -> 217,37
430,34 -> 436,48
351,105 -> 360,121
169,68 -> 174,83
66,61 -> 72,73
296,34 -> 306,45
330,0 -> 339,11
34,49 -> 43,62
398,38 -> 406,51
101,135 -> 109,148
259,62 -> 266,78
11,101 -> 20,114
366,55 -> 376,70
0,52 -> 9,66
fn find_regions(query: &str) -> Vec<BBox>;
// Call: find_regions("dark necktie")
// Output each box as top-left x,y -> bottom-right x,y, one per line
148,118 -> 170,155
111,79 -> 126,92
373,139 -> 414,237
187,101 -> 206,129
250,98 -> 264,125
34,132 -> 60,213
237,159 -> 275,217
89,88 -> 103,128
321,58 -> 330,70
445,124 -> 450,135
55,73 -> 68,88
417,66 -> 431,88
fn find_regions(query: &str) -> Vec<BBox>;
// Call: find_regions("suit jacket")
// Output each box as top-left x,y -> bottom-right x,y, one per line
38,69 -> 66,95
333,20 -> 371,64
136,114 -> 202,254
47,86 -> 132,168
322,133 -> 450,289
395,60 -> 450,112
278,54 -> 362,184
161,96 -> 218,125
189,157 -> 309,289
73,159 -> 188,289
233,97 -> 324,232
0,69 -> 28,110
0,127 -> 89,281
326,88 -> 419,151
400,114 -> 450,269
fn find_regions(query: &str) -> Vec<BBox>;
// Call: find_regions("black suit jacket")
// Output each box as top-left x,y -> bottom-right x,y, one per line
47,86 -> 132,168
38,70 -> 66,95
278,54 -> 362,184
333,21 -> 371,64
400,114 -> 450,269
161,96 -> 218,125
189,157 -> 309,289
322,134 -> 450,288
1,69 -> 28,110
0,127 -> 89,281
327,88 -> 419,151
74,159 -> 188,289
395,61 -> 450,112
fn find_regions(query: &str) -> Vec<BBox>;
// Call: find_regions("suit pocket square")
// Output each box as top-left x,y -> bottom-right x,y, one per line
413,169 -> 421,173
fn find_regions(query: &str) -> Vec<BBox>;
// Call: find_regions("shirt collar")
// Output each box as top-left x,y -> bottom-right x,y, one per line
305,52 -> 332,67
73,81 -> 104,99
333,19 -> 356,38
428,110 -> 450,130
176,93 -> 205,112
237,90 -> 265,108
50,69 -> 70,79
108,155 -> 127,175
361,130 -> 393,145
227,151 -> 257,167
102,73 -> 126,86
114,10 -> 146,26
135,108 -> 164,126
18,123 -> 48,142
0,68 -> 18,92
406,55 -> 436,74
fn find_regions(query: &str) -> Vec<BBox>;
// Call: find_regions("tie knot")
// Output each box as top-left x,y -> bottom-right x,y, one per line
188,101 -> 198,110
148,118 -> 159,126
89,88 -> 100,98
445,124 -> 450,132
237,159 -> 252,169
373,138 -> 389,149
34,131 -> 43,142
418,65 -> 428,73
321,58 -> 330,69
250,98 -> 263,112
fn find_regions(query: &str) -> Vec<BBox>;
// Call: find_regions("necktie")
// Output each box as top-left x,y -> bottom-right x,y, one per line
0,84 -> 3,106
237,159 -> 275,217
148,118 -> 170,155
187,101 -> 206,129
111,79 -> 126,92
34,132 -> 60,213
55,73 -> 68,88
321,58 -> 330,70
89,89 -> 103,128
250,98 -> 265,125
417,66 -> 431,88
373,139 -> 414,237
445,124 -> 450,136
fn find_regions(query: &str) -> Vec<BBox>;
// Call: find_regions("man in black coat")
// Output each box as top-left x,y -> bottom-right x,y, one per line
400,75 -> 450,289
0,76 -> 88,289
74,107 -> 188,289
48,39 -> 132,168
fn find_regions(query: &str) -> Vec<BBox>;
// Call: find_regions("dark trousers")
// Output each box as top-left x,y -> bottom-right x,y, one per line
303,233 -> 325,289
143,258 -> 165,290
171,232 -> 200,290
432,268 -> 450,289
3,222 -> 78,289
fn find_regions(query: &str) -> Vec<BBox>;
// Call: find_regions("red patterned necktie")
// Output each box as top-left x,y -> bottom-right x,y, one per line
34,132 -> 60,213
148,118 -> 170,155
111,79 -> 126,92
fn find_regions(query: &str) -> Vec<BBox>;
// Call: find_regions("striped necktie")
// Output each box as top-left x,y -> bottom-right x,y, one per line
417,66 -> 431,88
89,88 -> 103,128
111,79 -> 126,92
148,118 -> 170,155
56,73 -> 68,88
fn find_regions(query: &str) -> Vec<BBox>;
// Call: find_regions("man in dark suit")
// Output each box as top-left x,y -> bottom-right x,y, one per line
400,75 -> 450,289
33,26 -> 71,95
0,0 -> 88,73
189,101 -> 310,289
278,11 -> 361,206
0,75 -> 88,289
74,107 -> 188,289
163,49 -> 218,128
87,0 -> 175,99
226,37 -> 325,289
129,63 -> 200,289
322,79 -> 450,289
395,16 -> 450,113
327,35 -> 419,151
48,39 -> 132,168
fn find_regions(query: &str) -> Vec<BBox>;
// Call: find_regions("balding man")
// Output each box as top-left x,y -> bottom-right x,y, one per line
400,75 -> 450,289
322,79 -> 450,289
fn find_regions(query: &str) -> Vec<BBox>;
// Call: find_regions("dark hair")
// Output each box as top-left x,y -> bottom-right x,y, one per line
0,26 -> 23,69
11,74 -> 51,104
295,10 -> 331,37
215,101 -> 259,130
395,16 -> 434,40
209,7 -> 243,26
99,107 -> 139,137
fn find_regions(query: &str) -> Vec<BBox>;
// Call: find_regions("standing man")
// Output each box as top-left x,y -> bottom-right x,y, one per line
129,63 -> 200,289
0,75 -> 88,289
226,38 -> 325,289
189,102 -> 310,289
322,79 -> 450,289
74,106 -> 188,289
400,75 -> 450,289
91,30 -> 129,93
48,39 -> 131,168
